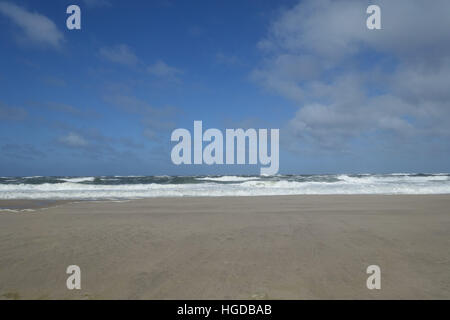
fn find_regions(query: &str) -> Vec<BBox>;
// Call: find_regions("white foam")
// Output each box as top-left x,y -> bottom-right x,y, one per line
0,174 -> 449,200
113,175 -> 145,178
60,177 -> 95,183
196,176 -> 258,182
0,208 -> 36,213
337,174 -> 448,183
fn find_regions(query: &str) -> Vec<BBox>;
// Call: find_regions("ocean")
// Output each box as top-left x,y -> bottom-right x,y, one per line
0,173 -> 449,200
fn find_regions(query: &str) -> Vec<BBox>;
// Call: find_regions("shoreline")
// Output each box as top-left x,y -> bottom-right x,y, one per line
0,200 -> 73,212
2,173 -> 450,200
2,193 -> 450,211
0,194 -> 449,299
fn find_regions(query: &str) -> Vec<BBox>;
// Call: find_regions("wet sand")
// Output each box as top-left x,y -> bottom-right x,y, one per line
0,200 -> 70,211
0,195 -> 449,299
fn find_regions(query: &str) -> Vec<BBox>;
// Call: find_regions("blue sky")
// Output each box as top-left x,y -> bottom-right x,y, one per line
0,0 -> 449,176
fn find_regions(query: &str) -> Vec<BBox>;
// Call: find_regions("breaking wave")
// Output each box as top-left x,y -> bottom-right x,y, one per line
0,174 -> 449,200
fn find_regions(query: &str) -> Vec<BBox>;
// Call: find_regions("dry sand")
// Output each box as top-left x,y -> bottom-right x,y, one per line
0,195 -> 449,299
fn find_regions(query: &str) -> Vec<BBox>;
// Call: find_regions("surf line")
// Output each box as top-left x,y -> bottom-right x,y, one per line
170,121 -> 279,175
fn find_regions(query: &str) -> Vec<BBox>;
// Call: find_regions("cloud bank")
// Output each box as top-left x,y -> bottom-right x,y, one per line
253,0 -> 450,152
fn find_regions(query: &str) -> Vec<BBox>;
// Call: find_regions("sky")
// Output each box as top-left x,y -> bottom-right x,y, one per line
0,0 -> 449,176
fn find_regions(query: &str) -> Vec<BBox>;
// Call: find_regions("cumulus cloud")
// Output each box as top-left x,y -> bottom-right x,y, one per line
253,0 -> 450,151
147,60 -> 183,81
0,1 -> 64,48
99,44 -> 139,66
54,126 -> 143,162
98,45 -> 182,82
59,132 -> 89,148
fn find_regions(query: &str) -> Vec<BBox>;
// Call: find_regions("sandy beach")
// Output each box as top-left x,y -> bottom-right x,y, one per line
0,195 -> 449,300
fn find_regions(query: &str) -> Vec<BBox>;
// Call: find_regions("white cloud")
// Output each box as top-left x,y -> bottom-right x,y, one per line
98,45 -> 183,83
59,132 -> 89,148
147,60 -> 182,80
99,44 -> 139,66
0,1 -> 64,48
253,0 -> 450,151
